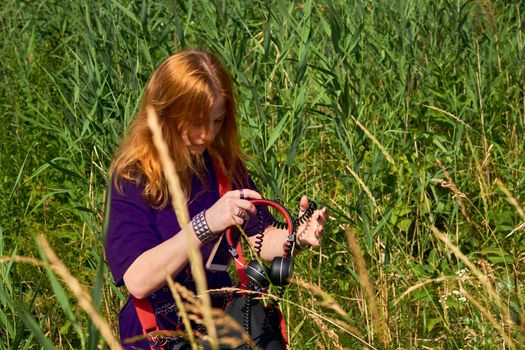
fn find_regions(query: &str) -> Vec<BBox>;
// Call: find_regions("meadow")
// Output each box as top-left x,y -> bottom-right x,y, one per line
1,0 -> 524,349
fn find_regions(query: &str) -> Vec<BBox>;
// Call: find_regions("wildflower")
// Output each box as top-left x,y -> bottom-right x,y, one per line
439,292 -> 450,308
452,289 -> 467,302
456,268 -> 468,277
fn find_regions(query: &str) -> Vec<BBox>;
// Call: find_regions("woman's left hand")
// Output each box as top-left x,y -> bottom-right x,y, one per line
296,196 -> 328,248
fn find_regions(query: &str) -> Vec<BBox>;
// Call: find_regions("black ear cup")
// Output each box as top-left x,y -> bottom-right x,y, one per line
235,199 -> 304,290
245,258 -> 293,289
269,256 -> 293,286
245,260 -> 271,289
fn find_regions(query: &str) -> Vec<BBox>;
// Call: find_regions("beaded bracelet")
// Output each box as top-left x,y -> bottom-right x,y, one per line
191,210 -> 216,244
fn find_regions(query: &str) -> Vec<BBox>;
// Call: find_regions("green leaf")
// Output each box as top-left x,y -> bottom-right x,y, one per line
397,218 -> 413,231
19,309 -> 58,350
426,317 -> 441,333
486,255 -> 515,265
35,238 -> 81,337
265,115 -> 289,152
110,0 -> 141,25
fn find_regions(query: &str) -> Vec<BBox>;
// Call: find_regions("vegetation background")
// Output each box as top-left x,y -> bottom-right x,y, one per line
1,0 -> 524,349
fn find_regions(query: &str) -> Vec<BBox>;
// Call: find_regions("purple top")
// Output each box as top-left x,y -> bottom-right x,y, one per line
105,153 -> 266,349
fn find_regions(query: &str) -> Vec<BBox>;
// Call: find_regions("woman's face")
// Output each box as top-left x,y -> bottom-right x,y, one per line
182,96 -> 226,154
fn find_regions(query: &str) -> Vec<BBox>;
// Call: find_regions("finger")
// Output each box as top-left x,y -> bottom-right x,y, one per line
233,208 -> 249,223
299,195 -> 308,213
317,208 -> 328,224
228,188 -> 261,199
235,199 -> 257,215
232,213 -> 245,225
309,238 -> 321,248
234,207 -> 245,218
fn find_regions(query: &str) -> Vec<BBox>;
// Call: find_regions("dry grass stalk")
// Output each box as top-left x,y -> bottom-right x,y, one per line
35,235 -> 122,350
315,339 -> 327,350
430,226 -> 514,329
350,115 -> 397,171
123,330 -> 188,346
261,286 -> 372,348
434,159 -> 472,224
166,276 -> 197,349
210,309 -> 259,349
145,104 -> 190,225
160,287 -> 256,349
430,179 -> 467,199
395,275 -> 470,305
146,104 -> 218,347
507,221 -> 525,238
0,255 -> 48,268
423,105 -> 474,130
294,278 -> 348,318
310,312 -> 345,350
345,225 -> 391,348
481,143 -> 494,170
496,178 -> 525,222
167,279 -> 257,348
460,287 -> 517,350
377,256 -> 390,338
345,165 -> 378,211
175,280 -> 200,304
475,41 -> 488,156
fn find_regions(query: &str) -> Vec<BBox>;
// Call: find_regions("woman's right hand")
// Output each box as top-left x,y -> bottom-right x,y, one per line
205,189 -> 261,233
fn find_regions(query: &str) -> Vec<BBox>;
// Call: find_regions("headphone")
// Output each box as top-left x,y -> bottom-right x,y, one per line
226,199 -> 296,290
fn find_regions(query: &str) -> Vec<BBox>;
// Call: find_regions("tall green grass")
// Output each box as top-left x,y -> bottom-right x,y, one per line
1,0 -> 524,348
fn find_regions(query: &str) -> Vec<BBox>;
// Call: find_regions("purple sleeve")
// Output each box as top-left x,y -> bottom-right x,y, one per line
105,179 -> 159,287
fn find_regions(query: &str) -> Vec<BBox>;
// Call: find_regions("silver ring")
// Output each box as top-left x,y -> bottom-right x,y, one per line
239,189 -> 245,199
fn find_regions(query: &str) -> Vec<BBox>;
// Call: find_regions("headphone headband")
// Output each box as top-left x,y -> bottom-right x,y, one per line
226,198 -> 295,249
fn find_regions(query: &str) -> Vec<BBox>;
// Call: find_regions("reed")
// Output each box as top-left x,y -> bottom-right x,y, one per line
346,225 -> 390,348
146,105 -> 218,348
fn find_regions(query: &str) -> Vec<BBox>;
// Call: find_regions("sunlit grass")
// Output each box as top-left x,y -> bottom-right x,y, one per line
1,0 -> 524,349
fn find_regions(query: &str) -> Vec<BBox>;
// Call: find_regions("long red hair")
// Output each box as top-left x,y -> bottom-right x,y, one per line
110,49 -> 244,208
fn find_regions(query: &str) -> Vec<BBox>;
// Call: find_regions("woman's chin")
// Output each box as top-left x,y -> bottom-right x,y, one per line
190,146 -> 206,155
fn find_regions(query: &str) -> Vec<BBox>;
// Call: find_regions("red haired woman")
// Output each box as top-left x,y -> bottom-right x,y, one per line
105,49 -> 327,349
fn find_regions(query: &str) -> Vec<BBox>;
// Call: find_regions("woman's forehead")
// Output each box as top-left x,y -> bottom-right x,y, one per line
210,96 -> 226,119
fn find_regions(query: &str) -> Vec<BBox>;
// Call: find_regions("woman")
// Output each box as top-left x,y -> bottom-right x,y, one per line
105,49 -> 327,349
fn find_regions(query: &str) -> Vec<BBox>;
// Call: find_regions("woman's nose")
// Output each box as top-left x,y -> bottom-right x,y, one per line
199,127 -> 210,142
